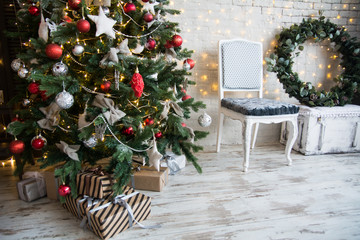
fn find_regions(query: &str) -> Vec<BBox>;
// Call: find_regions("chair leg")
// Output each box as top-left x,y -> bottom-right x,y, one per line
251,123 -> 259,149
285,118 -> 298,166
242,120 -> 252,172
216,112 -> 224,153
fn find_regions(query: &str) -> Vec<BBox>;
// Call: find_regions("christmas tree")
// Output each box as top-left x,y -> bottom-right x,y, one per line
7,0 -> 209,197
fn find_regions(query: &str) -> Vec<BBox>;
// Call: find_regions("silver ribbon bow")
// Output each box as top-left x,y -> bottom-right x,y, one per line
56,140 -> 80,161
160,100 -> 184,119
92,95 -> 126,125
37,102 -> 62,131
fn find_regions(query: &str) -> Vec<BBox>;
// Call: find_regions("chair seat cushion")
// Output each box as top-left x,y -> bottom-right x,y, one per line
221,98 -> 299,116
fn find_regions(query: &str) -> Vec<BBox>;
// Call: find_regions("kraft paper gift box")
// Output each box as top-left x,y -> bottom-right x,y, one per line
84,189 -> 152,240
77,167 -> 114,199
17,172 -> 46,202
43,165 -> 63,200
160,151 -> 186,175
128,166 -> 169,192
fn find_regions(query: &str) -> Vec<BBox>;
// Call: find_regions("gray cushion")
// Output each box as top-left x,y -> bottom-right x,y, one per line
221,98 -> 299,116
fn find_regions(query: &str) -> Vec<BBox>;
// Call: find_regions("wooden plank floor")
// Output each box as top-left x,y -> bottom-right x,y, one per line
1,144 -> 360,240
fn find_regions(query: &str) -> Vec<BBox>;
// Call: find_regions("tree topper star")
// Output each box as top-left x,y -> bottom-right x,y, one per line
88,7 -> 117,39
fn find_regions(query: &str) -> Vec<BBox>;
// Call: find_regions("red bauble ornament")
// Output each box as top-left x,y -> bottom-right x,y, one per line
181,88 -> 186,93
28,82 -> 40,94
183,58 -> 195,70
155,131 -> 162,138
100,81 -> 111,92
31,135 -> 46,150
77,19 -> 90,33
124,2 -> 136,13
28,5 -> 40,16
143,12 -> 153,22
131,69 -> 144,98
144,118 -> 154,126
182,94 -> 192,101
68,0 -> 81,10
142,0 -> 149,2
145,38 -> 156,50
122,126 -> 134,136
181,122 -> 187,127
171,35 -> 183,47
9,140 -> 25,154
45,44 -> 63,60
63,16 -> 72,23
164,40 -> 173,49
58,184 -> 71,196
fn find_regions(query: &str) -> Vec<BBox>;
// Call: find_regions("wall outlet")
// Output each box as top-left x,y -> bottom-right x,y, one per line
0,90 -> 4,104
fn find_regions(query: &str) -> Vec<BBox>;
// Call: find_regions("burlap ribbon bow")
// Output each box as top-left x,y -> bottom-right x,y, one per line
37,102 -> 61,131
160,100 -> 184,119
92,95 -> 126,125
56,140 -> 80,161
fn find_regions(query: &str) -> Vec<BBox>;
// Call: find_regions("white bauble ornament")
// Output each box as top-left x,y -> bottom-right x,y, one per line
55,90 -> 74,109
11,58 -> 23,71
18,67 -> 29,78
52,62 -> 68,76
72,44 -> 85,56
83,135 -> 97,148
198,112 -> 212,127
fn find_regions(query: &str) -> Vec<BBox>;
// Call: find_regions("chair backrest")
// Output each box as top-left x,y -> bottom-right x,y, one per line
218,39 -> 263,100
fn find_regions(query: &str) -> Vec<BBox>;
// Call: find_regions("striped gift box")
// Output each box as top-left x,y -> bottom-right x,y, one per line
85,190 -> 151,240
76,172 -> 114,199
63,194 -> 85,219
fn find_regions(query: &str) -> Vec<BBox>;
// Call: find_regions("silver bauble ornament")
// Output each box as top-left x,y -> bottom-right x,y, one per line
52,62 -> 68,76
72,44 -> 85,56
198,112 -> 212,127
18,67 -> 29,78
55,90 -> 74,109
11,58 -> 23,71
83,135 -> 97,148
102,7 -> 110,15
22,98 -> 31,106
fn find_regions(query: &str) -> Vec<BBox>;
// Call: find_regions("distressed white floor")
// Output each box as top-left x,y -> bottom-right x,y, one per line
1,144 -> 360,240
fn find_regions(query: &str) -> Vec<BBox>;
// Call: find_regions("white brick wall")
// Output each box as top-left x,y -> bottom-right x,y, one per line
168,0 -> 360,146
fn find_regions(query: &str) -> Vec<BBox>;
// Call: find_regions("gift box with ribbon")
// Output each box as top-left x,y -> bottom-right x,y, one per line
76,166 -> 115,199
63,186 -> 135,220
82,189 -> 153,240
128,166 -> 168,192
17,172 -> 47,202
160,151 -> 186,175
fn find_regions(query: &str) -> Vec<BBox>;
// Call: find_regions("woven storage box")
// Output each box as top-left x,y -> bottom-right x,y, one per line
280,104 -> 360,155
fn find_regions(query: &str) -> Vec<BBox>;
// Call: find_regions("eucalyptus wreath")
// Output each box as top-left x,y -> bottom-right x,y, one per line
266,16 -> 360,107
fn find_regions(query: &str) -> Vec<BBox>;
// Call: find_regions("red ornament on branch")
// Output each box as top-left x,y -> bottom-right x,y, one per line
58,184 -> 71,196
100,81 -> 111,92
183,58 -> 195,70
68,0 -> 81,10
155,131 -> 162,138
164,40 -> 173,49
31,135 -> 47,150
124,2 -> 136,13
172,34 -> 183,47
143,12 -> 153,22
131,68 -> 144,98
181,122 -> 187,127
28,5 -> 40,16
122,126 -> 134,136
144,118 -> 154,126
45,44 -> 63,60
182,94 -> 192,101
28,82 -> 40,94
9,140 -> 25,154
77,19 -> 90,33
145,38 -> 156,50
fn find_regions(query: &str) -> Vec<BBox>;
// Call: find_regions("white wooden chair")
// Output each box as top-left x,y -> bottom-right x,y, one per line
216,39 -> 299,172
